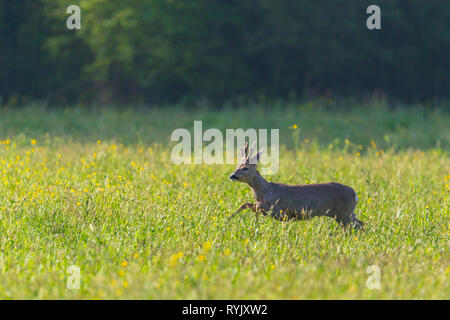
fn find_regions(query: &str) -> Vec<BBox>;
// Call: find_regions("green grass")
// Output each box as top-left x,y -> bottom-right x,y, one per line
0,102 -> 448,299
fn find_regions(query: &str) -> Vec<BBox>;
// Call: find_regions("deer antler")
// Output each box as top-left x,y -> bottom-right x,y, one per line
241,141 -> 249,158
240,141 -> 257,160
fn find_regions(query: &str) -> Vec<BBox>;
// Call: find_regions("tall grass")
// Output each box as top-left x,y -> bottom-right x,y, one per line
0,102 -> 448,299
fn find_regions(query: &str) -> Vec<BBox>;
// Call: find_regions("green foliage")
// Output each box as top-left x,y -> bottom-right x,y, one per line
0,103 -> 448,298
1,1 -> 449,104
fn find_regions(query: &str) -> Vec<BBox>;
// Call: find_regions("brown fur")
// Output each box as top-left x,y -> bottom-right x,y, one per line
229,142 -> 363,229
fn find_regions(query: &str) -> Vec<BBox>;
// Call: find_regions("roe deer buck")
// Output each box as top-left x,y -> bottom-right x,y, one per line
228,142 -> 363,229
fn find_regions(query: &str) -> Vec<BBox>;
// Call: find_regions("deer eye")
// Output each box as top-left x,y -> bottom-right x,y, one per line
241,167 -> 248,171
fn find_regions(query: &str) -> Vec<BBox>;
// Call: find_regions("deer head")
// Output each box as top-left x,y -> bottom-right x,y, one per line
229,142 -> 264,184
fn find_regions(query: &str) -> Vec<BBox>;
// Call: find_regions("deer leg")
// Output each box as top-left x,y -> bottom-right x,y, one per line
335,212 -> 364,230
252,203 -> 270,217
270,205 -> 288,221
228,203 -> 257,221
350,212 -> 364,230
247,203 -> 269,220
331,210 -> 351,228
228,203 -> 267,221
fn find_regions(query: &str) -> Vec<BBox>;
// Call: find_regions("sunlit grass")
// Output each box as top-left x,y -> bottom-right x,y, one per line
0,103 -> 448,299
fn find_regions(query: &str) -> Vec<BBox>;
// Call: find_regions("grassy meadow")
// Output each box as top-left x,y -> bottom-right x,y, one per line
0,101 -> 448,299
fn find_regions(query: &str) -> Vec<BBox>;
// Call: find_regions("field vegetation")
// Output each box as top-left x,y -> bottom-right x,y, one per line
0,101 -> 448,299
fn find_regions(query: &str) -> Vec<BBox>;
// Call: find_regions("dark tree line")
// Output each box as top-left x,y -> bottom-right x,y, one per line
0,0 -> 449,106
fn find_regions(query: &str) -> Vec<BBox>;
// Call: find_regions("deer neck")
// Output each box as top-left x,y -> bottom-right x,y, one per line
247,171 -> 269,199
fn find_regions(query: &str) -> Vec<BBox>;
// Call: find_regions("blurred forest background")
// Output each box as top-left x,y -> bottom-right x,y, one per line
0,0 -> 449,106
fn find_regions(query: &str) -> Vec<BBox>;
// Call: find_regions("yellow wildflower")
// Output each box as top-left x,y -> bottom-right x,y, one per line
203,241 -> 213,252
